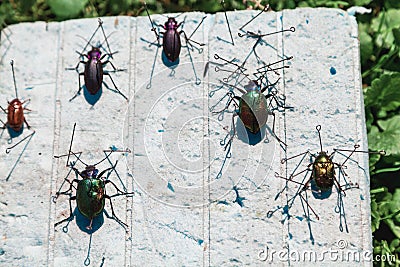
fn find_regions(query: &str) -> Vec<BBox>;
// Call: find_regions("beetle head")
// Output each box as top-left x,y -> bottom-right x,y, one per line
315,151 -> 332,163
81,165 -> 99,179
165,17 -> 178,29
87,47 -> 102,60
244,80 -> 260,91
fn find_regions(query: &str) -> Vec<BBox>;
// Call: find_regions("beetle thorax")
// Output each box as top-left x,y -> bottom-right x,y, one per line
9,98 -> 23,109
87,47 -> 101,60
165,18 -> 178,30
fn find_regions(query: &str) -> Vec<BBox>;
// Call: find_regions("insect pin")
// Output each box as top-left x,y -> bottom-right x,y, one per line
271,125 -> 385,231
1,60 -> 35,154
67,18 -> 128,102
144,2 -> 206,63
211,54 -> 293,152
53,123 -> 133,232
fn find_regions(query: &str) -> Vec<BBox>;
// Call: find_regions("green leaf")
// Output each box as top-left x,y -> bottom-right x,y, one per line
364,73 -> 400,112
47,0 -> 88,18
393,28 -> 400,46
368,116 -> 400,157
359,24 -> 373,65
371,9 -> 400,48
354,0 -> 372,6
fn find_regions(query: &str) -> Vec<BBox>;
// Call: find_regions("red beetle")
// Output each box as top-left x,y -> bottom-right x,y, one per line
1,60 -> 31,132
1,60 -> 34,154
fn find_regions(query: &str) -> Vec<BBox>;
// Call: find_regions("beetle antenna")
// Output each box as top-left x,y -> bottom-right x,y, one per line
93,147 -> 131,166
98,18 -> 113,58
66,123 -> 77,168
144,2 -> 160,43
187,16 -> 207,41
238,4 -> 269,31
239,26 -> 295,38
10,60 -> 18,99
255,56 -> 293,75
221,0 -> 234,45
316,125 -> 323,152
79,19 -> 102,57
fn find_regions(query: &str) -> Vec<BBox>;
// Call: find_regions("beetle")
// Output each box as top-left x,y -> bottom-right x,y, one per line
271,125 -> 385,227
211,54 -> 293,149
1,60 -> 35,153
68,18 -> 128,101
53,123 -> 133,231
144,2 -> 206,62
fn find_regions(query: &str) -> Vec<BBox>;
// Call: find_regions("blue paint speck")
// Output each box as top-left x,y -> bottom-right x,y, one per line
283,205 -> 289,215
167,182 -> 175,192
158,129 -> 165,132
25,87 -> 33,90
110,145 -> 118,151
233,186 -> 245,207
360,194 -> 364,200
280,15 -> 283,22
217,200 -> 229,205
306,19 -> 309,24
198,239 -> 204,245
289,233 -> 293,239
296,216 -> 304,221
330,67 -> 337,75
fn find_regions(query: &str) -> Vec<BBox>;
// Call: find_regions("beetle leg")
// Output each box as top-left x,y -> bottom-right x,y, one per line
23,117 -> 31,129
103,72 -> 128,101
5,130 -> 35,154
104,195 -> 128,228
261,78 -> 280,93
180,30 -> 205,51
105,180 -> 135,196
0,105 -> 6,114
55,195 -> 77,227
55,178 -> 79,197
224,113 -> 238,151
281,150 -> 312,164
0,118 -> 6,129
267,111 -> 286,146
102,60 -> 125,72
298,191 -> 319,220
69,73 -> 84,102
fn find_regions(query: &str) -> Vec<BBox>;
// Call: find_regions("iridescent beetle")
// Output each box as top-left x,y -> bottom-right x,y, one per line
67,18 -> 128,102
271,125 -> 385,231
211,54 -> 293,150
53,123 -> 133,231
1,60 -> 35,154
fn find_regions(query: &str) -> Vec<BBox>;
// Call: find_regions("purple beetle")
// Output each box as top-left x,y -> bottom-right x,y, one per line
144,2 -> 206,63
67,18 -> 127,102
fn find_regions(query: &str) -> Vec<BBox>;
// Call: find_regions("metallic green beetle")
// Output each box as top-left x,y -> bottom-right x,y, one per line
211,54 -> 293,150
53,123 -> 132,230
